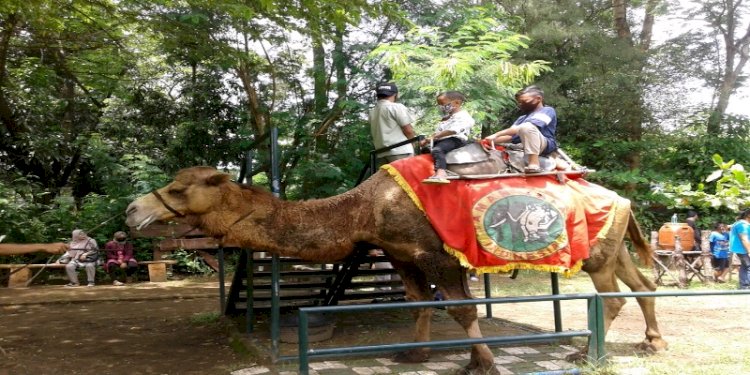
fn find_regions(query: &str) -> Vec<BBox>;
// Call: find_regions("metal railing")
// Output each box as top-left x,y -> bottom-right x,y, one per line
293,289 -> 750,374
295,294 -> 600,374
356,135 -> 425,185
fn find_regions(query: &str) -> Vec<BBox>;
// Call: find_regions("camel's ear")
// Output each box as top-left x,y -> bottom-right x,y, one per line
205,172 -> 231,186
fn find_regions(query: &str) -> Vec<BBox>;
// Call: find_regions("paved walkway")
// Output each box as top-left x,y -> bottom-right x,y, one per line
228,307 -> 583,375
232,344 -> 581,374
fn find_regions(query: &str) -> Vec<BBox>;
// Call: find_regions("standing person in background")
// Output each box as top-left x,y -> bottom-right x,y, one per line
728,209 -> 750,290
104,231 -> 138,286
708,223 -> 731,282
369,82 -> 417,167
368,82 -> 414,288
58,229 -> 99,287
686,210 -> 702,252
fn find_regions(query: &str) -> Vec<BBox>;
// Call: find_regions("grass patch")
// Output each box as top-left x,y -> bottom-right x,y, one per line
190,311 -> 221,325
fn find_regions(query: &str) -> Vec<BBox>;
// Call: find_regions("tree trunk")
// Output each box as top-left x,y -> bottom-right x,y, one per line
639,0 -> 659,51
613,0 -> 632,41
333,27 -> 347,101
311,24 -> 327,114
612,0 -> 651,192
236,62 -> 268,137
309,18 -> 330,152
706,0 -> 750,134
0,13 -> 22,137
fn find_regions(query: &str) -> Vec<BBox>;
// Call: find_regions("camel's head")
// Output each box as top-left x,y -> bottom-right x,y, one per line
125,166 -> 232,229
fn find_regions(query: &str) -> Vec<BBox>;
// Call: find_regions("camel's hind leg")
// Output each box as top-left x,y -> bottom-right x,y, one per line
614,244 -> 668,352
587,259 -> 627,334
426,256 -> 499,375
389,260 -> 434,363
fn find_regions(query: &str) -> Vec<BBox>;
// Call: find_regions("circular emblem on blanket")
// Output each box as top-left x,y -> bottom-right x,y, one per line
473,192 -> 567,261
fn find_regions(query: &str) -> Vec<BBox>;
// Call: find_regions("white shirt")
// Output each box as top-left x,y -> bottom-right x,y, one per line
369,100 -> 416,157
436,109 -> 475,142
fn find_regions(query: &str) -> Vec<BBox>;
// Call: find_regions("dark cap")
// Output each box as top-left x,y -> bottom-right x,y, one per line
375,82 -> 398,96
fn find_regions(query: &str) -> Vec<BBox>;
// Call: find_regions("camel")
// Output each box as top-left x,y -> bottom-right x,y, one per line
125,166 -> 667,374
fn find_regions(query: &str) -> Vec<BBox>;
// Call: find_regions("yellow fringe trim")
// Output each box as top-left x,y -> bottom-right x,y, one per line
594,197 -> 628,244
382,164 -> 425,213
444,243 -> 584,278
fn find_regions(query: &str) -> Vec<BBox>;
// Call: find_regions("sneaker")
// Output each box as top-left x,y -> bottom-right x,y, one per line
524,165 -> 543,174
64,283 -> 80,287
86,283 -> 95,287
113,280 -> 125,286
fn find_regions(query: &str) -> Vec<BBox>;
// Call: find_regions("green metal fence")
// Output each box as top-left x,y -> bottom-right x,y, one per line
293,289 -> 750,374
295,294 -> 600,374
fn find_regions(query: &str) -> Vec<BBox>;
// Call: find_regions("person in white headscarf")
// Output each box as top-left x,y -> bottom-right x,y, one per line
58,229 -> 99,287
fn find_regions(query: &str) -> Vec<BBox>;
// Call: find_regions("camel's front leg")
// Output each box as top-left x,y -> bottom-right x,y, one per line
446,304 -> 499,375
431,261 -> 499,375
391,262 -> 433,363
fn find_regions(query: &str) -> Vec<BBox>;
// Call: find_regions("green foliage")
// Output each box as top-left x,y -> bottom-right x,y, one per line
0,178 -> 49,243
167,249 -> 214,274
3,0 -> 750,255
661,154 -> 750,212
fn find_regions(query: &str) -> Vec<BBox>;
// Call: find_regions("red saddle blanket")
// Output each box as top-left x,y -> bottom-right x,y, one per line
384,155 -> 626,276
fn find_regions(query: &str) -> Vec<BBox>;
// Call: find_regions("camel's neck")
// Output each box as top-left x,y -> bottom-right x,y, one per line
195,186 -> 373,262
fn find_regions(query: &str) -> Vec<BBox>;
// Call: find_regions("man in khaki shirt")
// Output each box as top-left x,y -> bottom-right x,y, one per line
369,82 -> 416,167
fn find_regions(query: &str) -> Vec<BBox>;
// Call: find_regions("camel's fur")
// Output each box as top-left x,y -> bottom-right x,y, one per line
125,166 -> 666,373
0,243 -> 68,256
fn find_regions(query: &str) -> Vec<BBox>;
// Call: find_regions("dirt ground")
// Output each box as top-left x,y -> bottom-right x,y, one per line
0,280 -> 246,375
1,275 -> 749,375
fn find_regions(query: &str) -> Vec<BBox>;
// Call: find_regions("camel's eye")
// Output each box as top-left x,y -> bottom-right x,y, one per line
167,187 -> 186,196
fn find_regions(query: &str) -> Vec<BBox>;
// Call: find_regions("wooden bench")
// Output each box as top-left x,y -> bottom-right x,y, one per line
0,260 -> 177,288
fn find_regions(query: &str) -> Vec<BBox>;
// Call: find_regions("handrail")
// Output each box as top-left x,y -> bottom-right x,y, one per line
356,135 -> 425,185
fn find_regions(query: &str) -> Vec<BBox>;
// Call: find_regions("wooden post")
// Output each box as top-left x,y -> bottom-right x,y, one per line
7,267 -> 32,288
147,263 -> 168,282
673,234 -> 688,288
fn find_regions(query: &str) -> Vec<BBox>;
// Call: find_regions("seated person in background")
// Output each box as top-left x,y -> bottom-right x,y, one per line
420,91 -> 476,184
709,223 -> 731,282
59,229 -> 99,287
482,86 -> 559,174
104,231 -> 137,286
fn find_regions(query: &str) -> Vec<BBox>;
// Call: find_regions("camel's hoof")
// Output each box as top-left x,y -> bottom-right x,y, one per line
455,365 -> 501,375
392,349 -> 429,363
636,338 -> 668,353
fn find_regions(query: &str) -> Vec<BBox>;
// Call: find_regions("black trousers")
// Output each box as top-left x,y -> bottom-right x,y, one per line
431,137 -> 466,170
107,262 -> 137,279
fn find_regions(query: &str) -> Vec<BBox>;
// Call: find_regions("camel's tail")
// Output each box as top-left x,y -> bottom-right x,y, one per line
627,209 -> 653,267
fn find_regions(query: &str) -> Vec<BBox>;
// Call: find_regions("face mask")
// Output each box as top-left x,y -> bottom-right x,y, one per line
517,97 -> 541,114
440,104 -> 453,115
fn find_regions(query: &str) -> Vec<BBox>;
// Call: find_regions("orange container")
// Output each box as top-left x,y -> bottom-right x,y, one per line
657,223 -> 694,251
